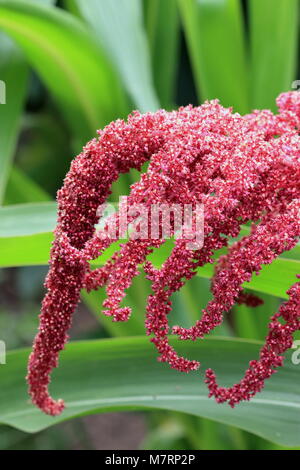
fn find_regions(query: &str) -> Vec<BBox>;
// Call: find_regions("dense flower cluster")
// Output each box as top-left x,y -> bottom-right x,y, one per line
27,92 -> 300,415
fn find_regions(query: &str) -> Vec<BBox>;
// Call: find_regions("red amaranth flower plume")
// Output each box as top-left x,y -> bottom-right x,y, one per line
27,93 -> 300,415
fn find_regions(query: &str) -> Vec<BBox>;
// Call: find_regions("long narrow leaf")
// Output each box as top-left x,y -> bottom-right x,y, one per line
69,0 -> 159,112
0,203 -> 299,299
0,1 -> 128,146
0,202 -> 56,237
178,0 -> 249,113
4,167 -> 50,205
1,336 -> 300,446
0,33 -> 28,203
249,0 -> 298,111
144,0 -> 180,108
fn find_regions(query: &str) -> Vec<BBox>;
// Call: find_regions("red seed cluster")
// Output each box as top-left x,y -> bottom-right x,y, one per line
27,93 -> 300,415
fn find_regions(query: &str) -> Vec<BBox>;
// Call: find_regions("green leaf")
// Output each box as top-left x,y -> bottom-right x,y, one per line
69,0 -> 159,112
144,0 -> 180,108
1,336 -> 300,446
249,0 -> 298,111
194,254 -> 300,300
0,232 -> 54,267
0,203 -> 299,299
0,202 -> 56,237
82,288 -> 146,337
4,167 -> 50,205
0,33 -> 28,204
0,1 -> 128,146
178,0 -> 249,113
234,293 -> 280,340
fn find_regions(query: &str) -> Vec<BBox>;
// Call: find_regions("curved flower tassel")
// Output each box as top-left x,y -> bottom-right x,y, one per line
205,279 -> 300,407
28,93 -> 300,415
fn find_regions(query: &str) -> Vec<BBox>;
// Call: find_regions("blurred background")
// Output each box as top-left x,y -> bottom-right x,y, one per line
0,0 -> 299,450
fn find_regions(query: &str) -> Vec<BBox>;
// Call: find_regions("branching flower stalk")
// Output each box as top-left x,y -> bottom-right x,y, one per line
27,92 -> 300,416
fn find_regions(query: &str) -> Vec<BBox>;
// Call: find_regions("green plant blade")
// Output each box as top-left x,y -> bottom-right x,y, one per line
234,293 -> 280,341
0,202 -> 56,237
0,203 -> 299,298
0,232 -> 54,267
1,336 -> 300,446
193,254 -> 300,300
4,167 -> 51,205
0,33 -> 28,204
0,236 -> 298,300
144,0 -> 180,108
178,0 -> 249,113
249,0 -> 298,111
69,0 -> 159,112
0,1 -> 128,146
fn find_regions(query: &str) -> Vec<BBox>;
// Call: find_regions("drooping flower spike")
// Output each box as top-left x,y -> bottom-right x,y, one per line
27,93 -> 300,415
